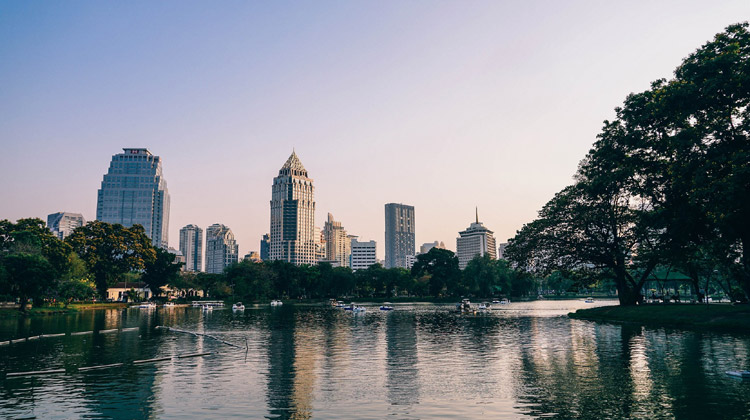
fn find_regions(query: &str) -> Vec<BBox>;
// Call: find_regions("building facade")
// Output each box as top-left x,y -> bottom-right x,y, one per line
456,209 -> 497,269
96,148 -> 170,248
47,212 -> 85,240
269,151 -> 316,265
179,224 -> 203,272
260,234 -> 270,261
350,237 -> 377,271
205,224 -> 239,274
323,213 -> 350,267
420,241 -> 446,255
384,203 -> 415,269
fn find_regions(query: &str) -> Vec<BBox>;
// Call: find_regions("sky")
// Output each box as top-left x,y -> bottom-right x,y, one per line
1,1 -> 749,260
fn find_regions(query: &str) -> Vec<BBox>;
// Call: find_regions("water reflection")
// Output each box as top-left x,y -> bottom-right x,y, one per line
2,302 -> 750,419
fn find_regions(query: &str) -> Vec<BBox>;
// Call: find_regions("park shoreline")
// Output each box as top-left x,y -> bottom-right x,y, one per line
568,304 -> 750,333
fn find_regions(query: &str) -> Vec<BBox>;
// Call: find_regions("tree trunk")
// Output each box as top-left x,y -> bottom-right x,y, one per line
741,236 -> 750,301
614,268 -> 639,305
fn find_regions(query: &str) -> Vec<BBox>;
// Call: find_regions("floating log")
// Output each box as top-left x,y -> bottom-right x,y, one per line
41,333 -> 66,338
178,352 -> 212,359
26,335 -> 41,341
133,356 -> 172,364
121,327 -> 139,332
99,329 -> 118,334
71,331 -> 93,336
7,368 -> 67,377
78,363 -> 124,372
0,341 -> 9,346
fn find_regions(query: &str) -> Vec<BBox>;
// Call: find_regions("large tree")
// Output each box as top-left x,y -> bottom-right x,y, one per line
411,248 -> 460,297
142,248 -> 183,297
66,221 -> 156,300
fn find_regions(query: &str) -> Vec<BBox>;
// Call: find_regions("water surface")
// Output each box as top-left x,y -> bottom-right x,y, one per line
2,300 -> 749,419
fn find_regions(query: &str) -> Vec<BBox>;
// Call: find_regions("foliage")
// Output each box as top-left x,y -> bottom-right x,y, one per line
506,23 -> 750,304
2,253 -> 56,311
66,221 -> 156,300
142,248 -> 183,297
411,248 -> 460,296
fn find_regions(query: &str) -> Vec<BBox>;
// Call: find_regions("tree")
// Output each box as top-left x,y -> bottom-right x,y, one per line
462,254 -> 503,297
225,260 -> 276,302
2,253 -> 56,311
57,252 -> 96,305
66,221 -> 156,300
411,248 -> 460,297
142,248 -> 183,297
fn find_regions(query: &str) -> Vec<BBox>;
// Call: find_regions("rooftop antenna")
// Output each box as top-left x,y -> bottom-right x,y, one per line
476,206 -> 479,224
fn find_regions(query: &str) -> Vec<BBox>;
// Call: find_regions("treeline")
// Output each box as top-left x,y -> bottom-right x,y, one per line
184,249 -> 538,303
0,218 -> 548,309
0,219 -> 181,311
504,23 -> 750,305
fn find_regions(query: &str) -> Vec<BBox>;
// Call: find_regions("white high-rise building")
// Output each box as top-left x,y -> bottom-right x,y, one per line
323,213 -> 350,267
456,209 -> 497,269
350,237 -> 377,271
205,224 -> 238,274
47,212 -> 85,240
179,224 -> 203,272
96,148 -> 170,248
385,203 -> 415,269
269,151 -> 316,265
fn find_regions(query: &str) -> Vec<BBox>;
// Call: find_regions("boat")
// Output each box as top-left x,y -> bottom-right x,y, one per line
491,300 -> 500,304
344,302 -> 354,311
456,298 -> 472,312
584,297 -> 595,303
138,302 -> 156,309
232,302 -> 245,311
353,306 -> 366,313
379,303 -> 393,311
270,300 -> 283,306
202,304 -> 213,311
726,371 -> 750,379
336,301 -> 346,308
478,302 -> 491,310
163,302 -> 175,308
500,298 -> 510,304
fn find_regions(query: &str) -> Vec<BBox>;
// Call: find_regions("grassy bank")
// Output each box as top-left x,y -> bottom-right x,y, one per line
569,304 -> 750,333
0,302 -> 128,318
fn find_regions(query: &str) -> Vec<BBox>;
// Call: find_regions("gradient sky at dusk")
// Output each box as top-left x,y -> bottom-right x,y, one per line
2,1 -> 749,259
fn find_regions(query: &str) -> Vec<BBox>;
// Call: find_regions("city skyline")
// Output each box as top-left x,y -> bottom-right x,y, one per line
2,2 -> 750,259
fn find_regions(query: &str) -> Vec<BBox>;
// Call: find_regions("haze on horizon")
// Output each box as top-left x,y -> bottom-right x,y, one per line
1,1 -> 749,260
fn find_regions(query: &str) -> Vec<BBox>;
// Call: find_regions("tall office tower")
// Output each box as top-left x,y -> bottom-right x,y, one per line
350,237 -> 377,271
314,226 -> 326,261
269,151 -> 316,265
179,224 -> 203,272
260,234 -> 270,261
420,241 -> 446,255
205,224 -> 239,274
96,148 -> 170,248
384,203 -> 415,269
46,212 -> 85,240
323,213 -> 350,267
456,209 -> 497,269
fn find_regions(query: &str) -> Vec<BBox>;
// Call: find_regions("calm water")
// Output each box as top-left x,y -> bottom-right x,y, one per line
1,300 -> 750,419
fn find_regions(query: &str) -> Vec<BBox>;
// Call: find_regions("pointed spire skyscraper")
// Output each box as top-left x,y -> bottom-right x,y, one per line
269,151 -> 316,265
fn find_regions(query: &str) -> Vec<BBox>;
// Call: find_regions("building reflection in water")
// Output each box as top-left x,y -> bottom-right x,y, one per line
386,311 -> 419,407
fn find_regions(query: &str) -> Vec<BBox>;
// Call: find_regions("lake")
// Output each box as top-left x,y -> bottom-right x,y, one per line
1,300 -> 750,419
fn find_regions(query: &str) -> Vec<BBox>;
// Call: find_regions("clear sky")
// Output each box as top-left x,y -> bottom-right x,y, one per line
1,1 -> 749,260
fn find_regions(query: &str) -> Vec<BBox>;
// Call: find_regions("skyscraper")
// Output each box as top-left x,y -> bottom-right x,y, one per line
456,208 -> 497,269
179,224 -> 203,272
205,224 -> 238,274
46,212 -> 85,240
323,213 -> 350,267
269,151 -> 316,265
96,148 -> 170,248
384,203 -> 415,269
